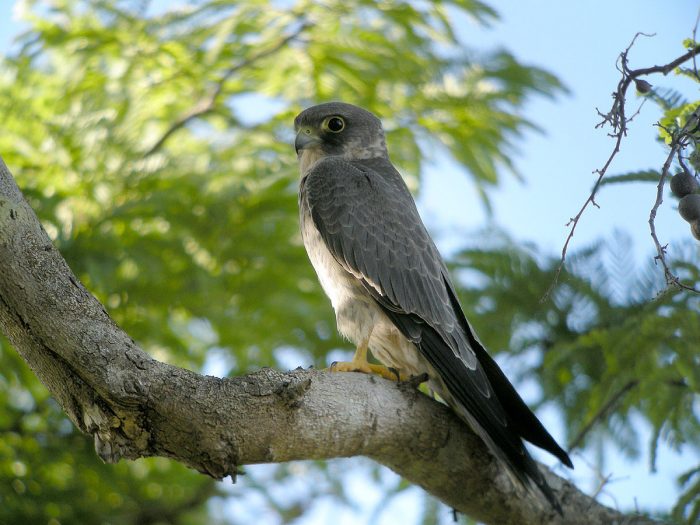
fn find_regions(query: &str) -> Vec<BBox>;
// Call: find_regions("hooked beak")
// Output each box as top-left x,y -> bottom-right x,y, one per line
295,128 -> 322,155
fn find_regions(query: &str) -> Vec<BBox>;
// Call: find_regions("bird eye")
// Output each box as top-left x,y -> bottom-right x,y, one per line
323,116 -> 345,133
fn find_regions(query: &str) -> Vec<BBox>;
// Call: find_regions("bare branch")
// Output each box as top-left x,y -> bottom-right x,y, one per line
568,380 -> 639,452
0,158 -> 663,525
543,32 -> 700,300
648,113 -> 700,294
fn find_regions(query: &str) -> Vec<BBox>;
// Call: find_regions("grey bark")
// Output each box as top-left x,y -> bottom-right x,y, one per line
0,157 -> 662,525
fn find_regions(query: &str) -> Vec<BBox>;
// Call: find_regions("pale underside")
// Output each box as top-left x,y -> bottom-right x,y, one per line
300,200 -> 430,379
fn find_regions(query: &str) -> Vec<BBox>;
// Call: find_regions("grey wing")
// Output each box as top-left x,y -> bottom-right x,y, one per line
302,156 -> 569,510
302,156 -> 504,415
302,158 -> 465,347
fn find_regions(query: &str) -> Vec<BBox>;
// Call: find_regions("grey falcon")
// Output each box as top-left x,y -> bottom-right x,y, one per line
294,101 -> 573,511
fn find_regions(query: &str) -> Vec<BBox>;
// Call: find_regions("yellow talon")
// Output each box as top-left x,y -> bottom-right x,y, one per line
327,339 -> 406,381
329,360 -> 404,381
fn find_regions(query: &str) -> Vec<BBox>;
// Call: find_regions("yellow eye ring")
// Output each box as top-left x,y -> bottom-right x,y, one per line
322,116 -> 345,133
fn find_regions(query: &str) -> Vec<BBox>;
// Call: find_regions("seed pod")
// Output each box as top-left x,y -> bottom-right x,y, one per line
678,194 -> 700,222
670,172 -> 700,198
634,79 -> 652,94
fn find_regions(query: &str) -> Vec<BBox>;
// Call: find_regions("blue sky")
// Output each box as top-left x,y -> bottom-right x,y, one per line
1,1 -> 698,523
415,0 -> 698,521
421,0 -> 697,260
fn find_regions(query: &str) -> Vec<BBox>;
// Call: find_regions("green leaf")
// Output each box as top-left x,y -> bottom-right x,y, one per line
600,169 -> 661,186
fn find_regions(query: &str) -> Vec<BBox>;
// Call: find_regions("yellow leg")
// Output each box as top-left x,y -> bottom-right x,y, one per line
328,339 -> 405,381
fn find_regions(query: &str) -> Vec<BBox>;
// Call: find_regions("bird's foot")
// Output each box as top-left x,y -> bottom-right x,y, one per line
399,372 -> 430,389
329,360 -> 405,382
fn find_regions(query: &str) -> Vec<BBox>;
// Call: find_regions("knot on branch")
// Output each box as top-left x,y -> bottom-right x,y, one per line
83,400 -> 151,464
275,368 -> 313,408
240,367 -> 313,408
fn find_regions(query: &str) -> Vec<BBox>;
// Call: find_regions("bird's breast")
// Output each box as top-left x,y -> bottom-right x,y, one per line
298,190 -> 433,379
300,206 -> 360,309
298,148 -> 324,175
300,204 -> 379,343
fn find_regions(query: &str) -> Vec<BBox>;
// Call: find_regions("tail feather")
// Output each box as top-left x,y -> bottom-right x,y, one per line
443,280 -> 573,468
416,327 -> 565,515
368,278 -> 571,513
471,341 -> 573,468
381,306 -> 567,513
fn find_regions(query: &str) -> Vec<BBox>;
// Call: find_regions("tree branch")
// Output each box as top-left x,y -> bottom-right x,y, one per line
648,115 -> 700,294
0,157 -> 660,525
142,22 -> 310,158
544,33 -> 700,300
568,380 -> 639,452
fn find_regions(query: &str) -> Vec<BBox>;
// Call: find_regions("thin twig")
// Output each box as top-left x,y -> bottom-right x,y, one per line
542,31 -> 700,301
143,22 -> 310,158
568,379 -> 638,452
591,472 -> 615,502
649,112 -> 700,294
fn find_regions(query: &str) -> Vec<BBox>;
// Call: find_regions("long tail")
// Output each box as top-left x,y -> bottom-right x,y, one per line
367,280 -> 571,512
416,326 -> 565,514
381,304 -> 568,513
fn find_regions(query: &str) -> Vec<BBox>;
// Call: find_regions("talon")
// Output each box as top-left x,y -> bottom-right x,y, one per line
328,360 -> 401,381
400,372 -> 430,389
326,340 -> 406,381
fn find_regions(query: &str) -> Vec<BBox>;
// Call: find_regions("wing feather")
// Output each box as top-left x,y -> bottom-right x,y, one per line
303,156 -> 455,328
303,156 -> 496,400
301,155 -> 570,511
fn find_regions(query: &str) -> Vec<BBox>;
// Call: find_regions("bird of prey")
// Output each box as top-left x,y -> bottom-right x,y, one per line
294,101 -> 573,511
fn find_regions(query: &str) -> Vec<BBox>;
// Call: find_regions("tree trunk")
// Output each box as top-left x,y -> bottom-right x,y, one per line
0,157 -> 660,525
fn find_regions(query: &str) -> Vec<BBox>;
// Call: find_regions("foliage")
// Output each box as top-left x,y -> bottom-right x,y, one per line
599,169 -> 661,187
643,42 -> 700,523
452,232 -> 699,489
452,39 -> 700,515
449,36 -> 700,521
0,0 -> 563,523
3,0 -> 698,523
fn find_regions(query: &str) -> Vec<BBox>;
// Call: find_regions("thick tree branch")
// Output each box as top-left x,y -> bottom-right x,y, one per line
0,157 -> 660,525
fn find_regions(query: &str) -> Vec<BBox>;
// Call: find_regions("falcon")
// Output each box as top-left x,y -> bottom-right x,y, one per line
294,102 -> 572,511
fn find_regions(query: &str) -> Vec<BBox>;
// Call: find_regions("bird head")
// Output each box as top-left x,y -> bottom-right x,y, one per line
294,102 -> 388,174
